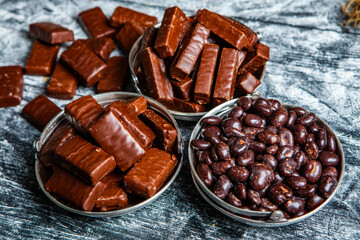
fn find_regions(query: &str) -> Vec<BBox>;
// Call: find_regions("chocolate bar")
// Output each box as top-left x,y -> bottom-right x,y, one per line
116,22 -> 144,53
134,27 -> 159,72
238,43 -> 269,75
193,43 -> 219,104
154,6 -> 187,58
236,51 -> 247,70
97,56 -> 129,93
0,66 -> 23,108
45,167 -> 107,211
109,6 -> 157,29
124,148 -> 177,197
60,41 -> 108,87
235,72 -> 261,95
22,94 -> 61,131
88,110 -> 146,172
167,98 -> 206,113
24,40 -> 59,76
213,48 -> 240,106
123,96 -> 147,115
79,37 -> 116,61
78,7 -> 116,39
29,22 -> 74,44
171,77 -> 194,101
46,62 -> 77,100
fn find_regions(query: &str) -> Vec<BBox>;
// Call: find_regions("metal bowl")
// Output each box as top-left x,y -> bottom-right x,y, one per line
188,96 -> 345,227
33,92 -> 184,217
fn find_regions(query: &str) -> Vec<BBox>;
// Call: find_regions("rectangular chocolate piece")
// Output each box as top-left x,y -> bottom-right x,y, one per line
0,66 -> 23,108
24,40 -> 60,76
46,167 -> 107,211
154,6 -> 187,58
97,56 -> 129,93
171,77 -> 194,101
238,43 -> 270,75
167,98 -> 206,113
123,96 -> 147,115
213,48 -> 240,106
140,47 -> 174,104
116,22 -> 144,54
89,110 -> 146,172
140,109 -> 177,153
79,37 -> 116,61
55,135 -> 116,185
193,43 -> 219,104
134,26 -> 159,72
60,41 -> 108,87
170,24 -> 210,81
78,7 -> 116,39
22,94 -> 61,131
46,62 -> 77,100
109,6 -> 157,29
195,9 -> 248,51
29,22 -> 74,44
124,148 -> 177,198
235,72 -> 261,96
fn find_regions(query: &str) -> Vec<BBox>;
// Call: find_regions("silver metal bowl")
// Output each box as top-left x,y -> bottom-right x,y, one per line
188,96 -> 345,227
34,92 -> 184,217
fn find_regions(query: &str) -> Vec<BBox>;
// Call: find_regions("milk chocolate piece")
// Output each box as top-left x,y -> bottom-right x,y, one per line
195,9 -> 248,50
116,22 -> 144,54
46,167 -> 107,211
170,24 -> 210,81
29,22 -> 74,44
124,96 -> 147,115
55,135 -> 116,185
60,41 -> 108,87
124,148 -> 177,197
167,98 -> 206,113
134,27 -> 159,72
193,43 -> 219,104
78,7 -> 116,39
140,109 -> 177,153
238,43 -> 270,75
80,37 -> 116,61
0,66 -> 23,108
235,72 -> 261,95
140,47 -> 174,104
109,6 -> 157,29
24,40 -> 59,76
154,6 -> 187,58
97,56 -> 129,93
89,110 -> 146,172
213,48 -> 240,106
22,94 -> 61,131
171,77 -> 194,101
46,63 -> 77,100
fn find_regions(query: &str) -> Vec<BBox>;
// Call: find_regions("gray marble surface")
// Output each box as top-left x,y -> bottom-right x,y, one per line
0,0 -> 359,239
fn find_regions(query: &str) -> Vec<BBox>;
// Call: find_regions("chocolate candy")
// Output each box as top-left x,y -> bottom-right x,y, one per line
171,77 -> 194,101
238,43 -> 270,75
46,62 -> 77,100
124,148 -> 177,197
124,96 -> 147,115
46,167 -> 107,211
22,94 -> 61,131
60,41 -> 108,87
0,66 -> 23,108
80,37 -> 116,61
235,73 -> 260,96
109,6 -> 157,29
116,22 -> 144,53
97,56 -> 129,93
29,22 -> 74,44
78,7 -> 116,39
24,40 -> 59,76
139,27 -> 158,53
167,98 -> 207,113
89,110 -> 146,172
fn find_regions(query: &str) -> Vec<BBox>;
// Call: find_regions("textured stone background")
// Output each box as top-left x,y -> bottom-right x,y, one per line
0,0 -> 359,239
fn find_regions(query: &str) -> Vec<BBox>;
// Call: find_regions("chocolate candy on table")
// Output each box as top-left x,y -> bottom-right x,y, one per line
238,43 -> 270,75
46,167 -> 107,211
116,22 -> 145,54
0,66 -> 23,108
46,62 -> 77,100
79,37 -> 116,61
60,41 -> 108,87
171,77 -> 194,101
235,72 -> 261,96
124,148 -> 177,198
123,96 -> 147,115
109,6 -> 157,29
24,40 -> 60,76
22,94 -> 61,131
78,7 -> 116,39
167,98 -> 207,113
29,22 -> 74,44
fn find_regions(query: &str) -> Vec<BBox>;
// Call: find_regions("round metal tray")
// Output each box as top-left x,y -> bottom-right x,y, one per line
34,92 -> 184,217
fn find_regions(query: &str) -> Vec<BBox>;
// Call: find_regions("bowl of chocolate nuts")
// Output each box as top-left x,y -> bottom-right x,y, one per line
188,95 -> 344,227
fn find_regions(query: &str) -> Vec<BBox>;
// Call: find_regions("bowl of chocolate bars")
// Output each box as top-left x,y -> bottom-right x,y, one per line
129,7 -> 269,121
34,92 -> 184,217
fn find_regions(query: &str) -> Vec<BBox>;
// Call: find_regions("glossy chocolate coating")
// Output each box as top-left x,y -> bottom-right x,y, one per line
139,27 -> 158,53
235,72 -> 260,96
97,56 -> 129,93
0,66 -> 23,108
124,96 -> 147,115
78,7 -> 116,39
116,22 -> 144,53
109,6 -> 157,29
171,77 -> 194,101
167,98 -> 207,113
238,43 -> 270,75
29,22 -> 74,44
24,40 -> 59,76
79,37 -> 116,60
60,41 -> 108,87
124,148 -> 177,197
46,62 -> 77,100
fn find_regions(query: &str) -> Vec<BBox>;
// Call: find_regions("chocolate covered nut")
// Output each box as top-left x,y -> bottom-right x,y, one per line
124,96 -> 147,115
318,176 -> 337,198
303,160 -> 322,183
257,130 -> 280,145
238,43 -> 269,75
306,133 -> 315,143
227,192 -> 242,207
197,163 -> 214,187
275,146 -> 294,161
211,161 -> 233,176
318,151 -> 340,167
295,184 -> 317,198
266,145 -> 279,155
292,125 -> 308,145
293,151 -> 309,170
307,194 -> 324,211
228,166 -> 249,182
109,6 -> 157,29
231,137 -> 250,156
216,142 -> 231,160
116,22 -> 144,53
260,198 -> 278,211
191,139 -> 211,151
80,37 -> 116,61
197,151 -> 213,165
261,155 -> 278,170
304,141 -> 319,160
296,113 -> 316,126
97,56 -> 129,93
171,77 -> 194,101
29,22 -> 74,44
291,107 -> 306,117
233,182 -> 247,200
279,157 -> 297,177
285,111 -> 297,128
278,128 -> 294,147
0,66 -> 23,108
247,189 -> 261,205
326,132 -> 337,153
47,63 -> 77,100
237,96 -> 252,111
322,167 -> 338,179
316,128 -> 328,150
249,140 -> 266,153
213,175 -> 232,200
283,197 -> 305,215
244,114 -> 264,128
201,116 -> 222,126
270,107 -> 288,128
249,162 -> 274,191
285,176 -> 307,191
268,183 -> 293,205
228,106 -> 245,120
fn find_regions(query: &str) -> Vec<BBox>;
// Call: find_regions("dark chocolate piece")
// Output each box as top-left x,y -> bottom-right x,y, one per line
22,94 -> 61,131
115,22 -> 144,53
46,167 -> 107,211
60,41 -> 108,86
171,77 -> 194,101
0,66 -> 23,108
24,40 -> 59,76
238,43 -> 270,75
97,56 -> 129,93
46,62 -> 77,100
109,6 -> 157,29
124,148 -> 177,197
29,22 -> 74,44
79,37 -> 116,61
235,72 -> 261,96
78,7 -> 116,39
89,110 -> 146,172
123,96 -> 147,115
167,98 -> 207,113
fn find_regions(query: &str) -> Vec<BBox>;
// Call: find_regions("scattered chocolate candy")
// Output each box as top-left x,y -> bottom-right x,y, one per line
29,22 -> 74,44
0,66 -> 23,108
